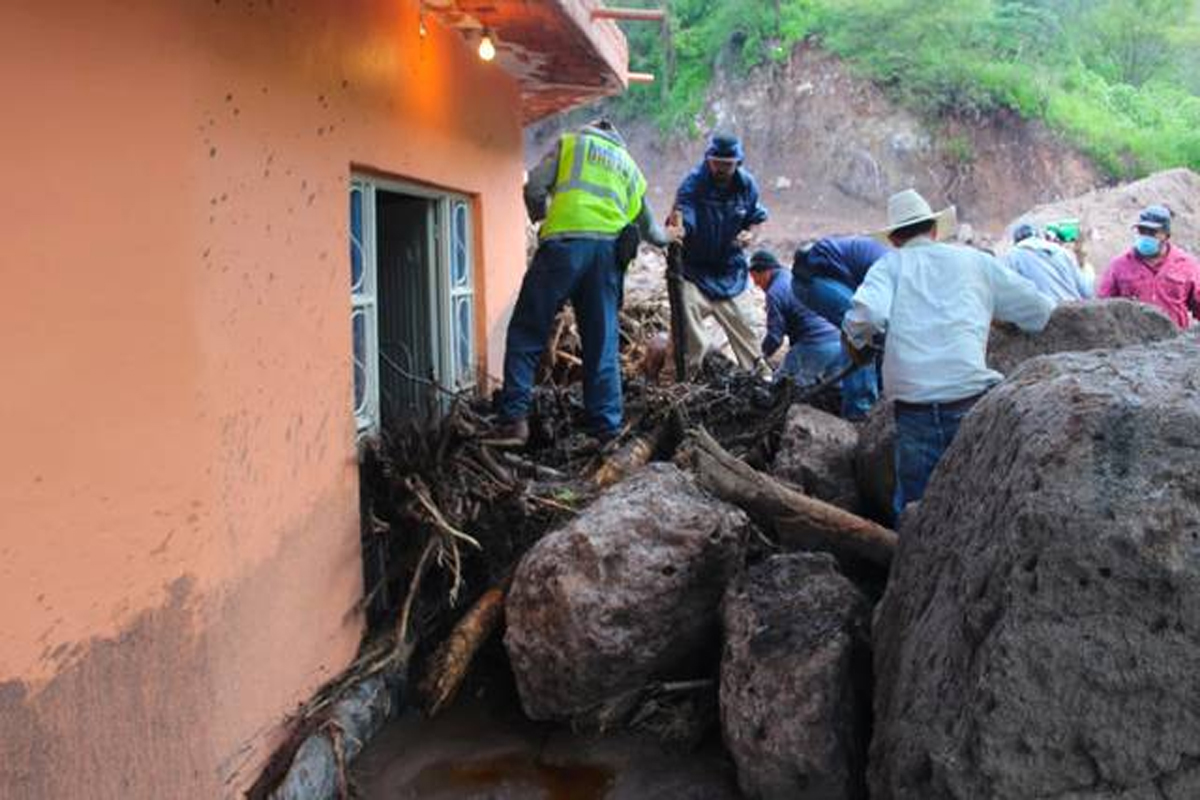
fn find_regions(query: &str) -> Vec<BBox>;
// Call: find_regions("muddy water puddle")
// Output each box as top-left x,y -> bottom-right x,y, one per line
351,689 -> 742,799
409,752 -> 614,799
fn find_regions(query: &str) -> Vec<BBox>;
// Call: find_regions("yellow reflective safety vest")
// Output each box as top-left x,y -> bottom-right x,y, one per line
539,131 -> 647,240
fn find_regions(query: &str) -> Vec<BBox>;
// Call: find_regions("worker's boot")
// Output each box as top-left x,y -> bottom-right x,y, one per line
488,417 -> 529,448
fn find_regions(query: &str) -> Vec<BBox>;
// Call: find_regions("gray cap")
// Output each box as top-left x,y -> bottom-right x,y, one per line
1136,205 -> 1171,233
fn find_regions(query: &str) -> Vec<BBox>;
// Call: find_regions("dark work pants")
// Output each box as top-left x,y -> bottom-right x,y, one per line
792,273 -> 880,420
893,398 -> 979,521
498,237 -> 622,435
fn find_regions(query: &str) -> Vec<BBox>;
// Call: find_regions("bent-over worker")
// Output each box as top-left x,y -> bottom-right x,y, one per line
748,250 -> 844,386
792,235 -> 889,419
1004,222 -> 1093,303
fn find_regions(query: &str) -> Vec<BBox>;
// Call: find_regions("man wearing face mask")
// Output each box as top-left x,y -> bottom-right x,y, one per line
1099,205 -> 1200,329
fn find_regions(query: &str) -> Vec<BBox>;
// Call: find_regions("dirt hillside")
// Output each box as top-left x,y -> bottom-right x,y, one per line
528,41 -> 1105,252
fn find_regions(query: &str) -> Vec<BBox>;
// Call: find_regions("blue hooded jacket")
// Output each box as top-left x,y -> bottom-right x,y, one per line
762,269 -> 839,358
797,236 -> 888,289
674,163 -> 769,299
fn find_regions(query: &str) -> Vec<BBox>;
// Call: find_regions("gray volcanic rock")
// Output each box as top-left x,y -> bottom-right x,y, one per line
856,300 -> 1177,525
721,553 -> 872,800
870,335 -> 1200,800
987,297 -> 1177,375
773,404 -> 862,513
854,398 -> 896,523
504,463 -> 750,723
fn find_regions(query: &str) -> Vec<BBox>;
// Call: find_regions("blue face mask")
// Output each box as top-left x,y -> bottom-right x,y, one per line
1135,235 -> 1162,258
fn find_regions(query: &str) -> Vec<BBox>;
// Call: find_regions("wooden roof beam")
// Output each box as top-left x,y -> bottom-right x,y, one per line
591,6 -> 666,22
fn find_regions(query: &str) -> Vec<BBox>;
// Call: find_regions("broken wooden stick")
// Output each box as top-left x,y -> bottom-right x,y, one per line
393,536 -> 439,663
677,427 -> 897,567
419,578 -> 510,717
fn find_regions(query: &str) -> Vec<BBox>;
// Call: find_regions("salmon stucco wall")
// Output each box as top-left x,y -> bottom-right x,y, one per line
0,0 -> 526,797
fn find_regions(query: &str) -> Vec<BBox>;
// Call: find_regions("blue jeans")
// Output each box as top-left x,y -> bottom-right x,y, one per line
498,238 -> 622,436
777,338 -> 844,386
792,274 -> 879,419
893,398 -> 978,520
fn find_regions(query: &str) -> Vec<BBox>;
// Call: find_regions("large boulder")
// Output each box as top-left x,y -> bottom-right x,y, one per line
854,399 -> 896,523
773,404 -> 861,513
856,300 -> 1178,525
987,298 -> 1177,375
871,334 -> 1200,800
504,463 -> 750,723
721,553 -> 873,800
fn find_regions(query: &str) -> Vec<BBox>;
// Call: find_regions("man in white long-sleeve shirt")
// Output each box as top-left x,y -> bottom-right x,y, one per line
843,190 -> 1054,522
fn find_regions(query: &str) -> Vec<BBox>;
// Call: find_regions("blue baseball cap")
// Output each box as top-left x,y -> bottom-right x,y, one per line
1012,222 -> 1038,243
705,132 -> 744,162
1136,205 -> 1171,233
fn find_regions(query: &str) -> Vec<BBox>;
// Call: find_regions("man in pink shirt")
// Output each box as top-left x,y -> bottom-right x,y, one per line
1098,205 -> 1200,328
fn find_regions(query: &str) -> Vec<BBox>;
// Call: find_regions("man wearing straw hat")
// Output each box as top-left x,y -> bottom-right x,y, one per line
843,189 -> 1054,521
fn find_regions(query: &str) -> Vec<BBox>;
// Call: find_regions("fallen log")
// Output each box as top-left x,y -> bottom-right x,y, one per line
677,427 -> 897,567
592,435 -> 655,488
591,420 -> 675,488
418,579 -> 509,717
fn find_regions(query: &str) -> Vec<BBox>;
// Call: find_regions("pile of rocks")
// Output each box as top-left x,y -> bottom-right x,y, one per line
499,302 -> 1191,799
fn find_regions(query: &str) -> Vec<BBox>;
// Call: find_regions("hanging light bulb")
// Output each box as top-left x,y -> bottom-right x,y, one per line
417,0 -> 428,38
478,30 -> 496,62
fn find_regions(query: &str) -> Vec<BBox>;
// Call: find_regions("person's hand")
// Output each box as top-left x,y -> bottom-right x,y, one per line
736,229 -> 755,249
842,333 -> 874,366
665,210 -> 685,244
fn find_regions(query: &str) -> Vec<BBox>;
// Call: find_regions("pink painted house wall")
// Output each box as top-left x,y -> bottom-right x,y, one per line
0,0 -> 627,796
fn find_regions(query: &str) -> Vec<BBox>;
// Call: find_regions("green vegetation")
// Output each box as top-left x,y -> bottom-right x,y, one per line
614,0 -> 1200,178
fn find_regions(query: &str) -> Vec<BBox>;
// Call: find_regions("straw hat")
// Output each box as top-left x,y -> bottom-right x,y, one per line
874,189 -> 957,241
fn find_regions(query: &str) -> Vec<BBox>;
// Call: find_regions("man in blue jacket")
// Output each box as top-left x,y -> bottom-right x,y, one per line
792,235 -> 889,419
674,133 -> 770,377
748,250 -> 844,386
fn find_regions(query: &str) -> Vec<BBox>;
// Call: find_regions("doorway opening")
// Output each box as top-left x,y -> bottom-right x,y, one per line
350,176 -> 476,438
350,174 -> 477,625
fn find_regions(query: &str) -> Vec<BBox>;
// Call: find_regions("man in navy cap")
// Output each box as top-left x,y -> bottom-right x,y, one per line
1099,204 -> 1200,329
748,249 -> 844,386
672,132 -> 770,376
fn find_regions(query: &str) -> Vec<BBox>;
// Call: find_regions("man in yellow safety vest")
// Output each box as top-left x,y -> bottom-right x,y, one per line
494,120 -> 673,445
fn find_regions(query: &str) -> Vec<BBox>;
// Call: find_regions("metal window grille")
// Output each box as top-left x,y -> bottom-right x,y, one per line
350,180 -> 380,436
350,177 -> 475,437
447,199 -> 475,389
